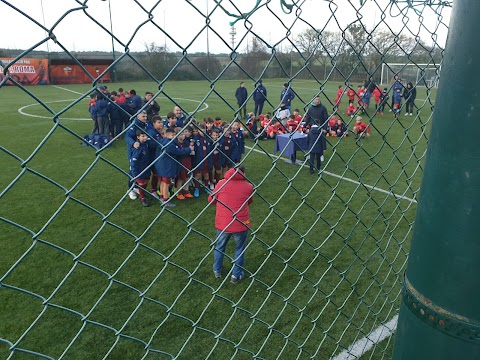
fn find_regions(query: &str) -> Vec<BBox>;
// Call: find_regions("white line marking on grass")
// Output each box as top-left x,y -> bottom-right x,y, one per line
18,87 -> 209,120
246,145 -> 417,204
331,315 -> 398,360
52,85 -> 84,95
18,100 -> 92,121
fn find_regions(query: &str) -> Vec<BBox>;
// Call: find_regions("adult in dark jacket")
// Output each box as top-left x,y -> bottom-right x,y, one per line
126,111 -> 150,160
235,82 -> 248,119
304,96 -> 329,130
173,106 -> 187,128
108,93 -> 123,138
209,166 -> 254,284
280,83 -> 295,111
128,89 -> 143,115
95,93 -> 110,136
307,125 -> 325,174
143,92 -> 160,121
403,82 -> 417,116
253,80 -> 267,116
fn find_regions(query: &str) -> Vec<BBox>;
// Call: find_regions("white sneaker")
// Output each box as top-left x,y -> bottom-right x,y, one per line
409,113 -> 413,116
388,109 -> 392,112
128,190 -> 138,200
320,155 -> 324,162
133,188 -> 140,194
210,183 -> 215,191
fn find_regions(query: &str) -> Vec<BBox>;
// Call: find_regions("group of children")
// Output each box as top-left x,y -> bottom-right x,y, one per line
90,81 -> 398,207
337,84 -> 391,117
88,86 -> 153,138
127,114 -> 246,207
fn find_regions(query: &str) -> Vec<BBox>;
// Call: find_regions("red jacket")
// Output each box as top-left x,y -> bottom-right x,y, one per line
208,168 -> 254,233
347,88 -> 356,101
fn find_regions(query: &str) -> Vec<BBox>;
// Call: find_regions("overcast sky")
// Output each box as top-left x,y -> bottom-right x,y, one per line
0,0 -> 451,55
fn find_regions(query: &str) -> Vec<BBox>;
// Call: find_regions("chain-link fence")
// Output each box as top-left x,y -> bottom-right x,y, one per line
0,0 -> 451,358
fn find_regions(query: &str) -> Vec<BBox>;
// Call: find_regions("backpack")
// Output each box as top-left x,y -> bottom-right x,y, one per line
82,134 -> 109,149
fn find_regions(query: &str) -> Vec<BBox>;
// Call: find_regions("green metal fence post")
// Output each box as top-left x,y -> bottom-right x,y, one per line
392,1 -> 480,358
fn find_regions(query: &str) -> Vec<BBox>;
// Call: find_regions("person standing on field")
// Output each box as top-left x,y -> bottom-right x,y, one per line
235,82 -> 248,119
253,79 -> 267,116
209,165 -> 254,284
280,82 -> 295,111
403,82 -> 417,116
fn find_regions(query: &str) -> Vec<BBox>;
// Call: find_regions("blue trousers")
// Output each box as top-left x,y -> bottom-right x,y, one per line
213,229 -> 248,279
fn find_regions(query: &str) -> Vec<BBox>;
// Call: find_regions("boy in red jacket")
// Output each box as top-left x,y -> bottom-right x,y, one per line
334,85 -> 344,109
346,102 -> 357,117
352,116 -> 370,138
209,165 -> 254,284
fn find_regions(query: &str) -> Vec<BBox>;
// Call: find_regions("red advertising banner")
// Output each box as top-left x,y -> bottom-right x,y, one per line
0,58 -> 49,85
50,64 -> 111,84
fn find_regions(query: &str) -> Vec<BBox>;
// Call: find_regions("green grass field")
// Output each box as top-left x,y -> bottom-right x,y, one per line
0,79 -> 436,359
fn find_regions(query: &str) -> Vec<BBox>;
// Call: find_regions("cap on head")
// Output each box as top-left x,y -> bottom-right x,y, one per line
99,86 -> 106,91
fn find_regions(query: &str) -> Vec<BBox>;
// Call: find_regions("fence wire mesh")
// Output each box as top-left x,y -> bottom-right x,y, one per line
0,0 -> 451,358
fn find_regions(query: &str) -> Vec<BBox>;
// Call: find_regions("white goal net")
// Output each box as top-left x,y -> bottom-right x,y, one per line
380,63 -> 441,88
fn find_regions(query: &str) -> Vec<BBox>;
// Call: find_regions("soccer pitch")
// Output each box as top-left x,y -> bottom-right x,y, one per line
0,79 -> 436,358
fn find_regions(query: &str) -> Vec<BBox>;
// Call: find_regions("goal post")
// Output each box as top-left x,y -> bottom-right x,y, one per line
381,63 -> 441,88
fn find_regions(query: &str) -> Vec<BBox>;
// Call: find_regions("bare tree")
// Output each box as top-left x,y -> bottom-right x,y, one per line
142,42 -> 178,80
240,36 -> 270,78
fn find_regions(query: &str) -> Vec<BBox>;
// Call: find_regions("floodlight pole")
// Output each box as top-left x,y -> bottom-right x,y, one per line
108,0 -> 116,83
206,0 -> 210,77
393,1 -> 480,358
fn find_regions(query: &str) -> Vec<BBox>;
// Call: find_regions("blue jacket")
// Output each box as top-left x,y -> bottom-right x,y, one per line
304,103 -> 329,128
362,91 -> 372,104
253,84 -> 267,103
146,127 -> 163,163
129,142 -> 151,179
280,87 -> 295,107
176,114 -> 187,128
192,135 -> 214,170
126,119 -> 150,159
393,90 -> 402,104
131,95 -> 143,114
392,80 -> 403,92
96,96 -> 109,118
89,102 -> 97,119
108,102 -> 122,122
229,131 -> 245,163
380,92 -> 389,105
154,138 -> 191,178
307,125 -> 325,155
235,86 -> 248,105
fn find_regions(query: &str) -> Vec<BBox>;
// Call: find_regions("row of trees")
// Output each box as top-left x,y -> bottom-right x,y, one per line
115,25 -> 441,84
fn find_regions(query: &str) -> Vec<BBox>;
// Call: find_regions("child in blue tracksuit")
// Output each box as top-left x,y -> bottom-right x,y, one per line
392,88 -> 403,117
147,115 -> 164,196
108,94 -> 123,139
154,128 -> 192,206
229,120 -> 245,164
88,94 -> 98,134
95,93 -> 110,136
192,124 -> 214,197
219,125 -> 238,176
130,130 -> 151,207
